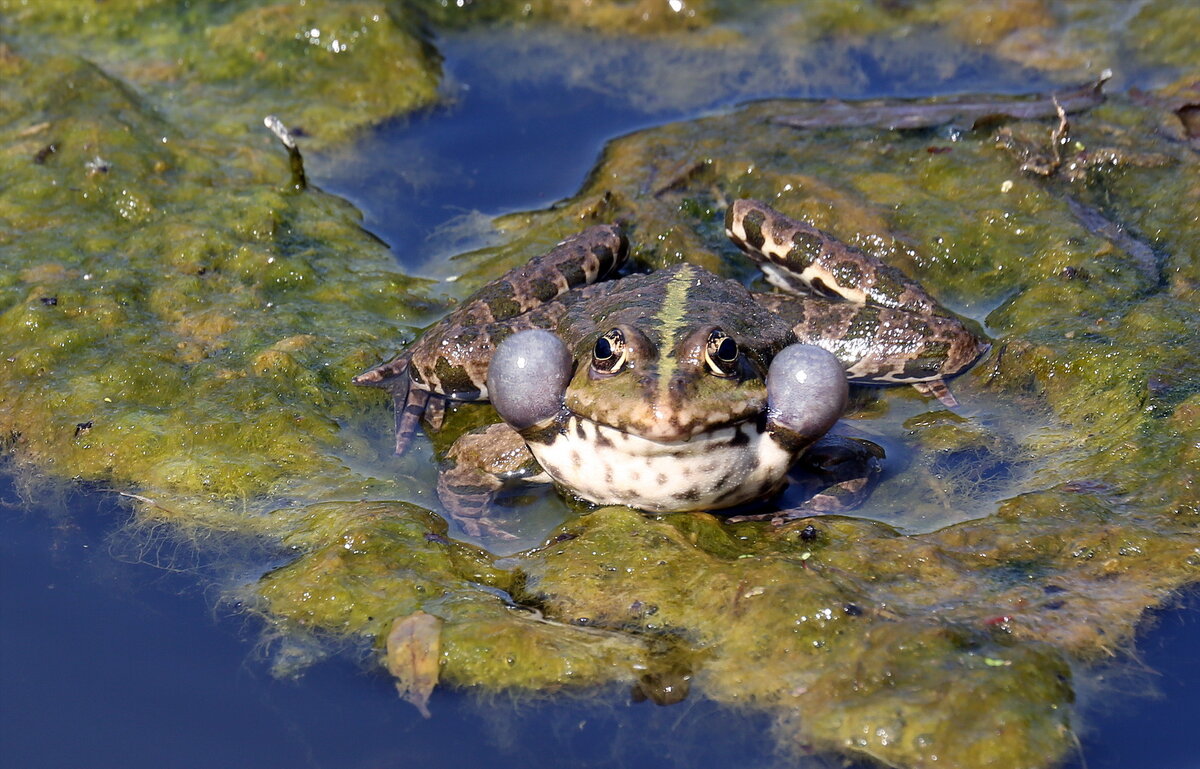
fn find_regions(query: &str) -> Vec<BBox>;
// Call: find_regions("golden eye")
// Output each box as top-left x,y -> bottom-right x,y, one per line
592,329 -> 628,374
704,329 -> 739,377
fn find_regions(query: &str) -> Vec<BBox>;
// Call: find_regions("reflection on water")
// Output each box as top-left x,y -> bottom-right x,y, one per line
0,476 -> 780,769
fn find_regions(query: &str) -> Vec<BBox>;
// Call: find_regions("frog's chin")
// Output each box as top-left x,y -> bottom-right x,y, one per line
525,412 -> 798,513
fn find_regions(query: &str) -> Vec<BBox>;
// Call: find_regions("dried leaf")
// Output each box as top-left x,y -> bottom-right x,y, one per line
384,611 -> 443,718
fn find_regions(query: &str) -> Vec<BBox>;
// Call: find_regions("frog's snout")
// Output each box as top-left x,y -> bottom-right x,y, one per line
766,344 -> 848,452
487,329 -> 572,430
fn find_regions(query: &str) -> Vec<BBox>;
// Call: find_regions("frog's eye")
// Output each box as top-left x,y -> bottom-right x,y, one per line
704,329 -> 739,377
592,329 -> 628,374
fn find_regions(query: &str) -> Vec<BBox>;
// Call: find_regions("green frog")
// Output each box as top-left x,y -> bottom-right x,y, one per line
355,200 -> 988,536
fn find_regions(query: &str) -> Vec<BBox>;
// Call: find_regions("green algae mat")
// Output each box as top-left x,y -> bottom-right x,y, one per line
2,2 -> 1198,767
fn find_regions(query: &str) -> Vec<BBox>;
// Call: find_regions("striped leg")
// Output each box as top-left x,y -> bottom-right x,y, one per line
728,199 -> 989,404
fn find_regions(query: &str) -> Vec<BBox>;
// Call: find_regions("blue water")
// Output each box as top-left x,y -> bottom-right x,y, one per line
3,26 -> 1197,769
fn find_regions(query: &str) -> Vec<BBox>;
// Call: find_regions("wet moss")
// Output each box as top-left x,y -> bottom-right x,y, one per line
0,47 -> 435,532
0,0 -> 442,148
259,501 -> 509,636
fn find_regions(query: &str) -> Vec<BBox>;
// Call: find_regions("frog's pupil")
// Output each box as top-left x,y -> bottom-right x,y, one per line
594,337 -> 612,360
717,337 -> 737,362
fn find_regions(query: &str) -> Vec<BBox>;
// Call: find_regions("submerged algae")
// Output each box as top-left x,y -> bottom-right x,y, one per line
0,0 -> 441,149
2,2 -> 1200,769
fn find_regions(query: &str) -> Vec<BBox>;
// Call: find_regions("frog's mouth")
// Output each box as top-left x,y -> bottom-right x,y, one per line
523,411 -> 795,512
558,399 -> 767,444
549,408 -> 764,454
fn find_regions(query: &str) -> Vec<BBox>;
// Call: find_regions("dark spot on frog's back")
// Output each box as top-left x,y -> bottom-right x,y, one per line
832,259 -> 864,287
476,283 -> 522,319
788,229 -> 824,267
558,261 -> 586,285
433,357 -> 479,394
872,272 -> 906,303
738,208 -> 767,250
529,276 -> 560,302
844,305 -> 883,343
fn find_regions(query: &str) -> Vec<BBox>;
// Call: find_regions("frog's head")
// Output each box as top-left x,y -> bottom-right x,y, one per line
486,265 -> 847,511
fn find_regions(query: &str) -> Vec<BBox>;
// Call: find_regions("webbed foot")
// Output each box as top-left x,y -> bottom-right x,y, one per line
436,423 -> 550,540
726,435 -> 884,523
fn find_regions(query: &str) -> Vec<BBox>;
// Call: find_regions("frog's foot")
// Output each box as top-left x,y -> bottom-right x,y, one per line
436,423 -> 550,540
725,435 -> 884,523
353,358 -> 446,455
791,435 -> 885,513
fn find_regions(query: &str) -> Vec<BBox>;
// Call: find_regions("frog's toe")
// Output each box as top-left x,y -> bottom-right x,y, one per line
387,371 -> 443,455
487,329 -> 571,431
766,343 -> 848,451
352,356 -> 445,455
911,377 -> 958,407
436,474 -> 519,541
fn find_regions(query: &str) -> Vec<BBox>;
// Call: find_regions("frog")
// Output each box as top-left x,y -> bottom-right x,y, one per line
354,199 -> 988,537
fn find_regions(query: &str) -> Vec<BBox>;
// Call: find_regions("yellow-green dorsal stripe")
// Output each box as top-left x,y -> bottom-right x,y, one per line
655,265 -> 695,401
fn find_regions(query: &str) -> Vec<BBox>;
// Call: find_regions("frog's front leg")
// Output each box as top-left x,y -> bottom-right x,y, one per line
354,225 -> 627,453
437,423 -> 551,539
785,435 -> 885,513
724,435 -> 884,523
726,199 -> 988,405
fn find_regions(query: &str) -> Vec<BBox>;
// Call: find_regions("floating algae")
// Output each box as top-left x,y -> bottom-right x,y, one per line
2,2 -> 1199,768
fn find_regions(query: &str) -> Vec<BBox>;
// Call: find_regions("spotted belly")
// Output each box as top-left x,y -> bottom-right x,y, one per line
529,415 -> 795,512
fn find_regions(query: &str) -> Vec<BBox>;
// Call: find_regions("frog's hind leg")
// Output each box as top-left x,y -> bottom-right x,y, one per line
437,423 -> 551,540
724,435 -> 884,523
788,435 -> 885,514
752,292 -> 987,406
726,198 -> 944,316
